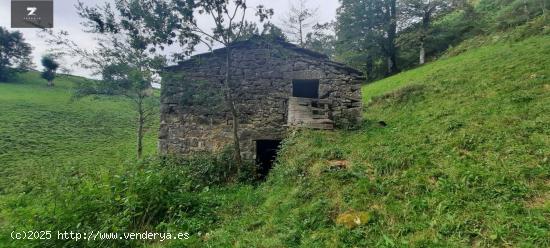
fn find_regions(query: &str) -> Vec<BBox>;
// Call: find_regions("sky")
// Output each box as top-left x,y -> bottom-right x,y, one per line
0,0 -> 340,78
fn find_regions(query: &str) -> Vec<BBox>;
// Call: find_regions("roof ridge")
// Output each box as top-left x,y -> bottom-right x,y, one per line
167,37 -> 363,75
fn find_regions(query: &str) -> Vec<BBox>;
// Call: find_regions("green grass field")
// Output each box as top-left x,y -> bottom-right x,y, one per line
1,33 -> 549,247
202,35 -> 550,247
0,72 -> 158,246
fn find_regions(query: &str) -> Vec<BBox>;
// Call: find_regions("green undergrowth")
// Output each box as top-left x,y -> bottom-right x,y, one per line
0,72 -> 258,247
361,18 -> 549,103
0,72 -> 159,247
443,15 -> 550,58
201,35 -> 549,247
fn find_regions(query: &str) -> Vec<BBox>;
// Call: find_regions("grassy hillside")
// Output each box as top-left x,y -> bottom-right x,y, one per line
1,33 -> 548,247
0,72 -> 157,165
201,35 -> 549,247
0,72 -> 158,246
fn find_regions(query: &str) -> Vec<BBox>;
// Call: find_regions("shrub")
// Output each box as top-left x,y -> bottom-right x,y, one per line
162,146 -> 258,188
5,151 -> 255,247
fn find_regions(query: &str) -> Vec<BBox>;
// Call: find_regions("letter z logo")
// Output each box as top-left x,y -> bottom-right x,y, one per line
27,7 -> 37,16
12,0 -> 53,28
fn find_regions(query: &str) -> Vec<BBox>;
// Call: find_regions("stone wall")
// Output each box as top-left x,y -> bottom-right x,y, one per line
160,38 -> 364,160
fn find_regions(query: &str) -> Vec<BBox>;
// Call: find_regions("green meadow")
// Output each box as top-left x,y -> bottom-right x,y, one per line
1,24 -> 549,248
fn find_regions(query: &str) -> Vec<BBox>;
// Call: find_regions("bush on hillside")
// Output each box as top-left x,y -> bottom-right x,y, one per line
161,146 -> 258,189
6,150 -> 256,247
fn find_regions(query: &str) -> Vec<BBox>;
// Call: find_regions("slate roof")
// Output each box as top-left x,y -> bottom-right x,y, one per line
166,35 -> 363,75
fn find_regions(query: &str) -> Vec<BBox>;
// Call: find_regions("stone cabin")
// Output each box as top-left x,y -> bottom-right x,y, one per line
160,36 -> 364,172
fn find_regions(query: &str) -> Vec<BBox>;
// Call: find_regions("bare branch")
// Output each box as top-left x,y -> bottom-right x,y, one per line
234,5 -> 248,41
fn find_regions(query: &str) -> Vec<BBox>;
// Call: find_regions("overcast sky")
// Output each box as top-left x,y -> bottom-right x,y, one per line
0,0 -> 340,78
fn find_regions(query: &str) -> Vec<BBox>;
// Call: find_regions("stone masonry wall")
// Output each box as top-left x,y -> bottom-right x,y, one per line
160,39 -> 363,160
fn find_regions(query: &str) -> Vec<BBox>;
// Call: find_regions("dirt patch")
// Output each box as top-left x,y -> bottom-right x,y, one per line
328,160 -> 350,170
525,191 -> 549,209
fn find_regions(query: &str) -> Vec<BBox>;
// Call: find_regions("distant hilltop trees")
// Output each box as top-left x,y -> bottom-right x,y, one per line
0,26 -> 33,82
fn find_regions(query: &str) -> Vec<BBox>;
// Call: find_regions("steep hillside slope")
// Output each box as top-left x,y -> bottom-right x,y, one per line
202,36 -> 549,247
0,72 -> 158,245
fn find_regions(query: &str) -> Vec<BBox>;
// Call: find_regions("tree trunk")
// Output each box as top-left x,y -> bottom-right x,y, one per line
224,47 -> 243,172
387,57 -> 395,75
419,41 -> 426,65
386,39 -> 398,75
365,55 -> 374,81
47,80 -> 54,87
299,19 -> 304,47
137,99 -> 144,159
543,0 -> 547,18
419,10 -> 431,65
523,0 -> 529,18
386,0 -> 399,75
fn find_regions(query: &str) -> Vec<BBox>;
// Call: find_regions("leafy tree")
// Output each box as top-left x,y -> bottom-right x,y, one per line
0,27 -> 33,81
231,21 -> 288,42
379,0 -> 400,75
399,0 -> 454,64
261,22 -> 288,41
102,0 -> 273,172
236,21 -> 261,41
40,55 -> 59,87
336,0 -> 387,79
304,22 -> 337,57
44,1 -> 178,159
185,0 -> 273,171
234,21 -> 290,42
492,0 -> 549,29
75,1 -> 173,159
281,0 -> 318,47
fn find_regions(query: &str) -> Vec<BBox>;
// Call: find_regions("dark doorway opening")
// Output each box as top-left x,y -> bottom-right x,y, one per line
256,140 -> 282,179
292,79 -> 319,98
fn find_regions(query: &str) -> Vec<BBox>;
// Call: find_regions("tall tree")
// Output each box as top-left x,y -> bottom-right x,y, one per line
304,22 -> 337,57
40,54 -> 59,87
337,0 -> 399,79
261,22 -> 288,41
336,0 -> 387,79
400,0 -> 453,64
54,0 -> 272,171
186,0 -> 273,172
281,0 -> 318,47
75,1 -> 176,159
0,27 -> 33,81
380,0 -> 400,74
43,1 -> 187,159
